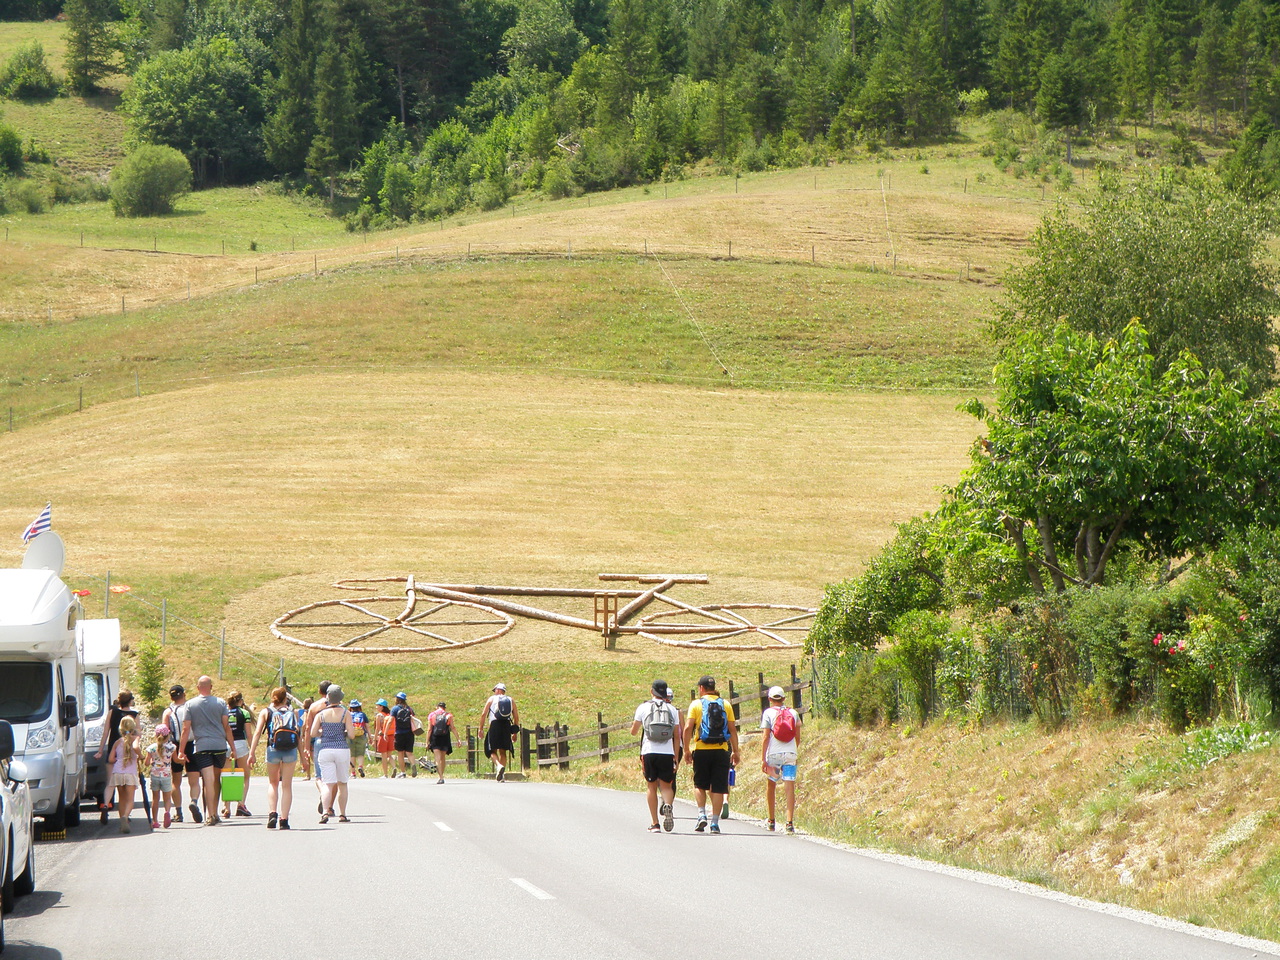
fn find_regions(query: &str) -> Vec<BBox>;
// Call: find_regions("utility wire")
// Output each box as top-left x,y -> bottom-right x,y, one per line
649,252 -> 733,380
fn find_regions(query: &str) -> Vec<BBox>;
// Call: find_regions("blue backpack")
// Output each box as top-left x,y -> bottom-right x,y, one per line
698,697 -> 729,744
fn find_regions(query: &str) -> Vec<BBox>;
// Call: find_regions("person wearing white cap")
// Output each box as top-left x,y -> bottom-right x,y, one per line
760,685 -> 801,833
478,683 -> 519,781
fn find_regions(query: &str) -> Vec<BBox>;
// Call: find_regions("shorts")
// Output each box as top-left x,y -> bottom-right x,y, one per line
765,753 -> 798,782
642,753 -> 676,784
170,754 -> 186,776
350,737 -> 367,758
692,748 -> 731,793
233,740 -> 250,760
376,734 -> 394,754
393,732 -> 415,753
266,747 -> 298,765
150,775 -> 172,793
317,748 -> 351,784
190,750 -> 227,771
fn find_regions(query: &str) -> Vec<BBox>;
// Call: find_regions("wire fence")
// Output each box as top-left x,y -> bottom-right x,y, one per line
69,569 -> 287,690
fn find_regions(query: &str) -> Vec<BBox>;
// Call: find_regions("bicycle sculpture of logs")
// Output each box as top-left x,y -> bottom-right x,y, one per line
270,574 -> 816,653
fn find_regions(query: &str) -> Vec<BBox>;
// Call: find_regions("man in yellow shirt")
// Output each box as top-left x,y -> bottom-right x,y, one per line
683,676 -> 740,834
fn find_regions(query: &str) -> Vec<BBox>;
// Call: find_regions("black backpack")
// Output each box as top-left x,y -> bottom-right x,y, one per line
495,696 -> 513,719
270,708 -> 299,751
431,711 -> 451,738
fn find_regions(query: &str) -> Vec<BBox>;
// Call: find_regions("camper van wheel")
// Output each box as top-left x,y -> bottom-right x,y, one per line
13,839 -> 33,898
44,791 -> 66,832
64,793 -> 81,827
1,840 -> 14,915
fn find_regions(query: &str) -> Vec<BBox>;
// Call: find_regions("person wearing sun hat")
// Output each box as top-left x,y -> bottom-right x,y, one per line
373,698 -> 395,778
348,699 -> 369,778
478,683 -> 519,781
760,685 -> 801,833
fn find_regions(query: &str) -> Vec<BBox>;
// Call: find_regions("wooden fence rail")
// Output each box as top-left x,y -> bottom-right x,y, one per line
521,666 -> 814,771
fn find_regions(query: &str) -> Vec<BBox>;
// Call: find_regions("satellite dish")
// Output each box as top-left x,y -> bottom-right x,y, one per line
22,531 -> 66,576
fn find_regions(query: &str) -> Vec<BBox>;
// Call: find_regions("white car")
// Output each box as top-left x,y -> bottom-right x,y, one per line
0,719 -> 36,954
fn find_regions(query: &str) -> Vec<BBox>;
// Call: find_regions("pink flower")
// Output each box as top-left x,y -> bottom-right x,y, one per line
1177,640 -> 1187,652
1153,634 -> 1162,646
1240,614 -> 1249,622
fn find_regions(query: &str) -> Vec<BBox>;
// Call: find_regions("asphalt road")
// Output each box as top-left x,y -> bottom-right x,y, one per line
6,777 -> 1279,960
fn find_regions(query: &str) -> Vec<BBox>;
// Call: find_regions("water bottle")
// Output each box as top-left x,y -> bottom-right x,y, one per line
728,765 -> 736,787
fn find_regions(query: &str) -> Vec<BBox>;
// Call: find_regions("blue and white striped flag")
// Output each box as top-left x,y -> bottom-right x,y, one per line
22,503 -> 51,544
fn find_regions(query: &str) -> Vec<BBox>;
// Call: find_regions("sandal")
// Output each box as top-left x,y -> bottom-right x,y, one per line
338,815 -> 351,823
319,813 -> 330,824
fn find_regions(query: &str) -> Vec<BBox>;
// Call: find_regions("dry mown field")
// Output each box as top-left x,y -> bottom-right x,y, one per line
0,370 -> 976,663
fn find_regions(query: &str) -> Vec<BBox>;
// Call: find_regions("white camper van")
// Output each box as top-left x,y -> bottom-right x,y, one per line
0,533 -> 86,829
78,619 -> 121,809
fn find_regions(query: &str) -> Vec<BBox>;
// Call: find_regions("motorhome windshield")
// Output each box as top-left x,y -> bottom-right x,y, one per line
83,673 -> 105,721
0,662 -> 54,725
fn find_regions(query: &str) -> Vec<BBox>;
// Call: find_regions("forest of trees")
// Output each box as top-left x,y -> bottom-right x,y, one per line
10,0 -> 1280,216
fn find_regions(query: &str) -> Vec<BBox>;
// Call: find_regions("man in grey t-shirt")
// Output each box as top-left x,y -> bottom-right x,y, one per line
177,675 -> 236,826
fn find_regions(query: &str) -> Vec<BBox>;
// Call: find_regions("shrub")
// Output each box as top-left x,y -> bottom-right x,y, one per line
0,123 -> 22,173
0,42 -> 60,100
7,179 -> 46,213
133,637 -> 165,706
109,145 -> 192,216
470,177 -> 507,211
541,155 -> 578,198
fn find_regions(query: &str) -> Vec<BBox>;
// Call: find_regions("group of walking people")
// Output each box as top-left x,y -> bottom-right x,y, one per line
631,675 -> 801,835
93,675 -> 521,831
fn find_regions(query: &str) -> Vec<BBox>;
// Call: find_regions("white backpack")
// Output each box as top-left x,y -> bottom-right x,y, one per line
643,700 -> 676,744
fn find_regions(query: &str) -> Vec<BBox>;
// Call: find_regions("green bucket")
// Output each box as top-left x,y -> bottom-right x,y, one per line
221,772 -> 245,802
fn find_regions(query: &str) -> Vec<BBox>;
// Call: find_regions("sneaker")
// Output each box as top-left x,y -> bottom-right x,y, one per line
661,803 -> 674,833
151,821 -> 160,830
100,806 -> 109,825
358,768 -> 365,777
496,764 -> 505,782
767,819 -> 776,831
189,803 -> 203,824
437,777 -> 444,785
174,809 -> 183,823
720,802 -> 730,819
236,806 -> 252,817
786,822 -> 795,834
709,822 -> 721,834
267,812 -> 278,829
278,818 -> 290,830
695,815 -> 708,833
163,811 -> 171,829
648,823 -> 662,833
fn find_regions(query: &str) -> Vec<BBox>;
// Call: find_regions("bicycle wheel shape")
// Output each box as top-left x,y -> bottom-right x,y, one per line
636,602 -> 815,650
270,593 -> 514,653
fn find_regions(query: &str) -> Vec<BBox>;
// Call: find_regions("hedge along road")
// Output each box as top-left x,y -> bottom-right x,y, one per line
7,780 -> 1278,960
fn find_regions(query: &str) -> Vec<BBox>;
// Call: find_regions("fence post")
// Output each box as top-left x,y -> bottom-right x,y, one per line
758,671 -> 769,715
521,726 -> 533,772
466,726 -> 476,773
160,598 -> 167,645
791,663 -> 802,711
598,711 -> 608,763
727,679 -> 738,718
558,724 -> 570,771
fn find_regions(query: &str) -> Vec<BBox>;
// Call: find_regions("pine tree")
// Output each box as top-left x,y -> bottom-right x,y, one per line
263,0 -> 321,174
307,39 -> 358,201
1192,4 -> 1228,135
64,0 -> 116,94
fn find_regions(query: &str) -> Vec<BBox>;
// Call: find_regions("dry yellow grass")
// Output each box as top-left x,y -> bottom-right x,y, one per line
0,160 -> 1046,319
0,369 -> 975,662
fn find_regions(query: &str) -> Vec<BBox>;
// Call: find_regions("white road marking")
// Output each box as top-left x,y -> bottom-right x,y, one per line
382,795 -> 405,802
511,878 -> 555,900
434,821 -> 453,832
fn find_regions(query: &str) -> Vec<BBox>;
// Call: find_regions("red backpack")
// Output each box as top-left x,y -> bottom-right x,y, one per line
771,706 -> 797,744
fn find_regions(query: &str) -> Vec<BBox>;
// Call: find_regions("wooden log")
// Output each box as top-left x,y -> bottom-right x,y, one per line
598,573 -> 709,584
614,577 -> 677,625
414,583 -> 601,630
